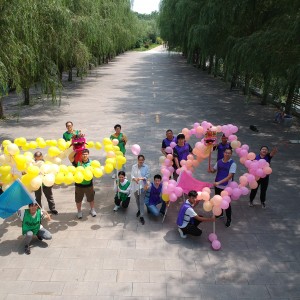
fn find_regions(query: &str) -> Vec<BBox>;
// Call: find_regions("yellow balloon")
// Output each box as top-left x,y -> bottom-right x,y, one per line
76,166 -> 84,172
74,171 -> 84,184
162,194 -> 170,202
28,141 -> 38,149
115,151 -> 123,156
0,165 -> 12,175
21,143 -> 30,151
21,174 -> 32,186
16,163 -> 27,172
59,165 -> 68,174
67,165 -> 76,174
104,163 -> 114,174
48,146 -> 61,157
27,165 -> 40,177
2,173 -> 13,184
64,172 -> 74,185
86,141 -> 94,148
57,139 -> 67,150
105,158 -> 116,165
103,138 -> 112,145
55,172 -> 65,184
2,140 -> 12,147
91,160 -> 101,168
14,154 -> 26,165
116,156 -> 126,164
95,142 -> 102,150
113,146 -> 120,152
104,145 -> 113,152
83,169 -> 93,181
92,167 -> 103,178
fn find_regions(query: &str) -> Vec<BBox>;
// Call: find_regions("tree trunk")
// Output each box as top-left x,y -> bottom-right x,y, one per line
214,56 -> 218,77
58,65 -> 64,81
261,75 -> 271,105
0,98 -> 4,118
285,81 -> 296,115
23,88 -> 30,105
68,68 -> 72,81
244,73 -> 251,95
208,55 -> 213,74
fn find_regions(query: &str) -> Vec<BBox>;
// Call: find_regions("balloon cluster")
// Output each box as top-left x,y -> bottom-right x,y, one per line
0,136 -> 126,192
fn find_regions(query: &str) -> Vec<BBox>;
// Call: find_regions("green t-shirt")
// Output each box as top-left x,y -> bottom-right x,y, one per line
110,133 -> 126,155
63,130 -> 79,142
116,180 -> 130,202
77,160 -> 92,186
22,209 -> 41,235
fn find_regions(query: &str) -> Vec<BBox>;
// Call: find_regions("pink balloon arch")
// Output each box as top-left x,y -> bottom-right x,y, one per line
159,121 -> 272,250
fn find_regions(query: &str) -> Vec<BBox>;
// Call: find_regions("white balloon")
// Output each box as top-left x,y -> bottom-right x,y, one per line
7,143 -> 19,155
30,175 -> 43,190
43,173 -> 55,187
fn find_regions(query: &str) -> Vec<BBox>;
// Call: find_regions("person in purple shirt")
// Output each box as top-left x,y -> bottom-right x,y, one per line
173,133 -> 193,180
209,148 -> 236,227
214,134 -> 232,161
177,190 -> 215,238
161,129 -> 177,156
249,146 -> 278,208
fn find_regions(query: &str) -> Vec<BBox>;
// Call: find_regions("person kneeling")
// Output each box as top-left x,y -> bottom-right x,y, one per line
144,174 -> 166,217
113,171 -> 131,211
177,190 -> 215,238
18,202 -> 52,255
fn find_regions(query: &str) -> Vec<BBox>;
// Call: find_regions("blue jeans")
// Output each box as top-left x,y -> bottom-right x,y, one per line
145,199 -> 166,217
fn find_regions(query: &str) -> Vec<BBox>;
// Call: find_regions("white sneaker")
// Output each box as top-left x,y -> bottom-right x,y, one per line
178,227 -> 187,238
112,174 -> 116,179
113,205 -> 120,212
90,208 -> 97,217
77,211 -> 83,219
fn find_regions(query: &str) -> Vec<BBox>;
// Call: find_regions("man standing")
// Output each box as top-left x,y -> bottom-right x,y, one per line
34,151 -> 58,215
210,148 -> 236,227
69,149 -> 97,219
214,134 -> 232,161
177,190 -> 215,238
249,146 -> 277,208
63,121 -> 79,142
161,129 -> 177,156
110,124 -> 127,178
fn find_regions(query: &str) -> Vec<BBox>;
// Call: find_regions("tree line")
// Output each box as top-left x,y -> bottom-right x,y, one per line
0,0 -> 143,117
158,0 -> 300,114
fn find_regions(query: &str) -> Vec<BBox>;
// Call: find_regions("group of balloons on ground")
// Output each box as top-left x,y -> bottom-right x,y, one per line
1,121 -> 272,251
0,137 -> 126,192
157,121 -> 272,250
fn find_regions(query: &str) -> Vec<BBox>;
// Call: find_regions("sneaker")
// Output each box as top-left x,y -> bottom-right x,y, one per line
225,220 -> 231,227
136,210 -> 140,217
178,227 -> 187,238
249,201 -> 254,207
51,209 -> 58,215
113,205 -> 120,212
77,211 -> 83,219
140,217 -> 145,225
24,245 -> 31,255
262,202 -> 266,209
112,174 -> 116,179
90,208 -> 97,217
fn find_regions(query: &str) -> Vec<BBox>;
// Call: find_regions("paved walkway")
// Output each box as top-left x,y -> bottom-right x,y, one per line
0,46 -> 300,299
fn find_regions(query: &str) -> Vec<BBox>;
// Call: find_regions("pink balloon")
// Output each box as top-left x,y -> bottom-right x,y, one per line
228,135 -> 237,142
220,200 -> 229,209
222,195 -> 231,203
211,195 -> 222,206
162,176 -> 169,182
228,181 -> 238,189
167,154 -> 173,160
176,169 -> 181,175
240,187 -> 249,195
235,147 -> 241,155
168,166 -> 174,173
213,206 -> 222,216
169,179 -> 177,185
208,233 -> 218,242
240,157 -> 247,164
241,144 -> 249,150
196,126 -> 204,135
174,186 -> 183,197
131,144 -> 141,156
255,168 -> 264,178
232,188 -> 242,198
258,159 -> 267,168
180,159 -> 187,166
263,166 -> 272,175
249,181 -> 258,189
239,175 -> 248,186
165,147 -> 173,154
169,193 -> 177,202
167,183 -> 175,193
193,122 -> 200,128
164,158 -> 171,166
212,240 -> 221,250
190,129 -> 196,135
240,149 -> 248,157
201,191 -> 210,201
247,152 -> 256,160
220,190 -> 228,197
244,160 -> 252,168
231,126 -> 238,133
170,142 -> 176,148
224,187 -> 233,195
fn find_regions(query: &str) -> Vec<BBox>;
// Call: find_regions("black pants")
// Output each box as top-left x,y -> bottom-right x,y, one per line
182,219 -> 202,236
215,187 -> 231,221
35,186 -> 55,211
115,197 -> 130,208
250,176 -> 269,203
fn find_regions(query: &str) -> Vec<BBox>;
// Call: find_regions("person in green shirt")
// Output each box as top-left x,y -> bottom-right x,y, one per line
113,171 -> 131,211
63,121 -> 79,141
18,203 -> 52,255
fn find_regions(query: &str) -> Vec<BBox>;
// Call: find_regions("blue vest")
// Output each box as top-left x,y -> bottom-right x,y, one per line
175,143 -> 190,162
147,183 -> 162,206
215,159 -> 234,187
177,202 -> 194,226
217,143 -> 231,161
255,154 -> 271,164
163,137 -> 177,148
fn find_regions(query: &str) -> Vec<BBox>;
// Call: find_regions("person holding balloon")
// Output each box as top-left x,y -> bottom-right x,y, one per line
63,121 -> 79,142
209,148 -> 236,227
177,190 -> 215,238
144,174 -> 166,217
249,146 -> 278,208
131,154 -> 150,225
69,149 -> 97,219
33,151 -> 58,215
161,129 -> 177,156
110,124 -> 127,178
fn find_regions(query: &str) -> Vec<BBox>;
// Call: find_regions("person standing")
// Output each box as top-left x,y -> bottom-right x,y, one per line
113,171 -> 131,211
209,148 -> 236,227
18,203 -> 52,255
214,134 -> 232,161
161,129 -> 177,156
63,121 -> 79,142
177,190 -> 215,238
173,133 -> 193,180
131,155 -> 150,225
144,174 -> 166,217
110,124 -> 128,178
69,149 -> 97,219
34,151 -> 58,215
249,146 -> 278,208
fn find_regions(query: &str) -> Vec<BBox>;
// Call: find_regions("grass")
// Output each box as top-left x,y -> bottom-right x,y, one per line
132,44 -> 161,52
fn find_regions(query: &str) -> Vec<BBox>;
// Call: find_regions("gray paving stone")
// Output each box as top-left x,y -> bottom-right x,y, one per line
117,270 -> 150,283
0,268 -> 22,281
97,282 -> 132,296
62,282 -> 99,296
103,258 -> 134,270
84,269 -> 117,282
50,269 -> 86,282
167,283 -> 201,298
29,281 -> 65,296
18,268 -> 54,281
132,283 -> 166,297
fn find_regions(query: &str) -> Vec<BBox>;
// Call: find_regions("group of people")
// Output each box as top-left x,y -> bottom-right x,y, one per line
17,123 -> 277,254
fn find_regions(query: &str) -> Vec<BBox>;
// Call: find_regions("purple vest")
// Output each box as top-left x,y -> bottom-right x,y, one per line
255,154 -> 271,164
149,183 -> 162,206
215,159 -> 234,187
176,202 -> 194,226
163,137 -> 177,148
217,143 -> 231,161
175,143 -> 190,162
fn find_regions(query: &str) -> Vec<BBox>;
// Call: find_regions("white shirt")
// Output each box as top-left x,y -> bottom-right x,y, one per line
131,164 -> 150,192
